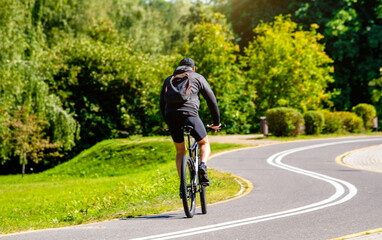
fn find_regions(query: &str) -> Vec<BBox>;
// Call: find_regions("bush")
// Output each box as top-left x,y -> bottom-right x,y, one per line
352,103 -> 377,130
42,37 -> 178,150
265,107 -> 304,136
334,112 -> 364,133
320,110 -> 342,133
304,111 -> 324,135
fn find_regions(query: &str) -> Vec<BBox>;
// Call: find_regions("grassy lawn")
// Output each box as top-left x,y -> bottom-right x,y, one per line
0,137 -> 246,234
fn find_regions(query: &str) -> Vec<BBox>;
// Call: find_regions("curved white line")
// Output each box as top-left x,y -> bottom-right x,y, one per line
133,138 -> 382,240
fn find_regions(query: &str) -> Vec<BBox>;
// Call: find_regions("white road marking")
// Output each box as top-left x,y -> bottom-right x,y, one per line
233,178 -> 245,196
133,138 -> 382,240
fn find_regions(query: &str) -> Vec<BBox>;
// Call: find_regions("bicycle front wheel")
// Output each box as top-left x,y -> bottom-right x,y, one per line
200,185 -> 207,214
180,155 -> 196,218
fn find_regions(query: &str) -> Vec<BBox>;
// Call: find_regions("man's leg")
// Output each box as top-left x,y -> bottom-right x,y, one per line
197,136 -> 210,164
174,141 -> 187,178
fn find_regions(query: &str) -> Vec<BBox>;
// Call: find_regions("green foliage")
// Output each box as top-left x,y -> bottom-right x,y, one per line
352,103 -> 377,130
334,111 -> 364,133
111,0 -> 193,54
265,107 -> 304,137
42,37 -> 178,149
320,110 -> 363,134
0,0 -> 78,171
242,15 -> 335,117
183,14 -> 254,133
320,110 -> 343,134
227,0 -> 302,48
4,108 -> 61,177
303,111 -> 324,135
294,0 -> 382,110
370,68 -> 382,122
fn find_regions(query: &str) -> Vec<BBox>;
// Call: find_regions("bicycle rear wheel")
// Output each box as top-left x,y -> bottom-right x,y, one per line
180,155 -> 196,218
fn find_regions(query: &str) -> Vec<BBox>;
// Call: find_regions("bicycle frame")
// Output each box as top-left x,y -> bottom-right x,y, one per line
185,129 -> 200,189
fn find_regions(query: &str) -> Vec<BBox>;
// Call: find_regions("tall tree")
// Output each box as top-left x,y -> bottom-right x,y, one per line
183,13 -> 255,133
294,0 -> 382,110
227,0 -> 304,48
0,0 -> 79,173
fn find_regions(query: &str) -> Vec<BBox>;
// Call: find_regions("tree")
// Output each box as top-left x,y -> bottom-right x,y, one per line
0,0 -> 79,173
183,14 -> 254,133
42,37 -> 178,149
226,0 -> 304,49
241,15 -> 335,117
294,0 -> 382,110
5,108 -> 61,177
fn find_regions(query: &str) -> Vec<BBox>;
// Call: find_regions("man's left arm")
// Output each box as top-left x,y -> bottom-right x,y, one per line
159,79 -> 168,123
199,76 -> 220,126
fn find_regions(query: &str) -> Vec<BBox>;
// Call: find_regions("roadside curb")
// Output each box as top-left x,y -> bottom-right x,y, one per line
335,144 -> 382,174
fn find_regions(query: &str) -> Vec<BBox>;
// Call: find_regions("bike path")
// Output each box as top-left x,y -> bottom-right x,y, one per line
2,136 -> 382,239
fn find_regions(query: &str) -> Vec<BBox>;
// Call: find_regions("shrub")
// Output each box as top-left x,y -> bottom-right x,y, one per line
352,103 -> 377,130
304,111 -> 324,135
320,110 -> 342,133
42,37 -> 178,150
265,107 -> 304,137
334,112 -> 364,133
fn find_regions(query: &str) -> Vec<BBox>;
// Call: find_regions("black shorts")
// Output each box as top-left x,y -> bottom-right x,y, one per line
166,112 -> 207,143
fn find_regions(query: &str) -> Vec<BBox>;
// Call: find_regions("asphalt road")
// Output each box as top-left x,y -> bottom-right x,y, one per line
3,136 -> 382,240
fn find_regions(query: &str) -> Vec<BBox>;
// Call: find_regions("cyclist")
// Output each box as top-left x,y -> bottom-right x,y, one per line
160,57 -> 221,186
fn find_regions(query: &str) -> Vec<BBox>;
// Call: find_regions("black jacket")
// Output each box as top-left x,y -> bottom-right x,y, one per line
159,66 -> 220,125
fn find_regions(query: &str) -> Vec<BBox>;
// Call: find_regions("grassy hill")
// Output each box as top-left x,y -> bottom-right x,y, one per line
0,137 -> 246,234
43,138 -> 176,177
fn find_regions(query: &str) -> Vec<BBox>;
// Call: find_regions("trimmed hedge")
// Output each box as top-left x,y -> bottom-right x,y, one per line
304,111 -> 325,135
320,110 -> 343,133
334,111 -> 364,133
265,107 -> 304,137
352,103 -> 377,130
320,110 -> 363,133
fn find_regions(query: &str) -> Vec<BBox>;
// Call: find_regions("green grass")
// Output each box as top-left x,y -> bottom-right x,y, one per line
0,137 -> 246,234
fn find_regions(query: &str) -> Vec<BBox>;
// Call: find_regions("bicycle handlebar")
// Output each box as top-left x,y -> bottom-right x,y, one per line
206,124 -> 226,132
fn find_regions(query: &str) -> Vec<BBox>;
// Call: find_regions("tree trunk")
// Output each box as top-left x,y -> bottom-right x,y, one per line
22,152 -> 26,178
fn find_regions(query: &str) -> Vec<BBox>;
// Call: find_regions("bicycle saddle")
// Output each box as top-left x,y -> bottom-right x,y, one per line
182,125 -> 194,132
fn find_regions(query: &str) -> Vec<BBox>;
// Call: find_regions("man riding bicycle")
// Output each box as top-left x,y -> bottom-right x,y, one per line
159,57 -> 221,186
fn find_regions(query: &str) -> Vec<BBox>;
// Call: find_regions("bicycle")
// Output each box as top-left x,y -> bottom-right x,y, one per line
180,124 -> 224,218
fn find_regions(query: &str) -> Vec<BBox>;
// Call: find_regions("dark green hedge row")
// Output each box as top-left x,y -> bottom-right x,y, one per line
265,104 -> 377,137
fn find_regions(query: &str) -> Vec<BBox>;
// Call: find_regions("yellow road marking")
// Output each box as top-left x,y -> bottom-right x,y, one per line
330,228 -> 382,240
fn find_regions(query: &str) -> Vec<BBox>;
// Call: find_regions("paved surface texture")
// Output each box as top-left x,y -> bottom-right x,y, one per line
208,134 -> 281,146
342,144 -> 382,172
